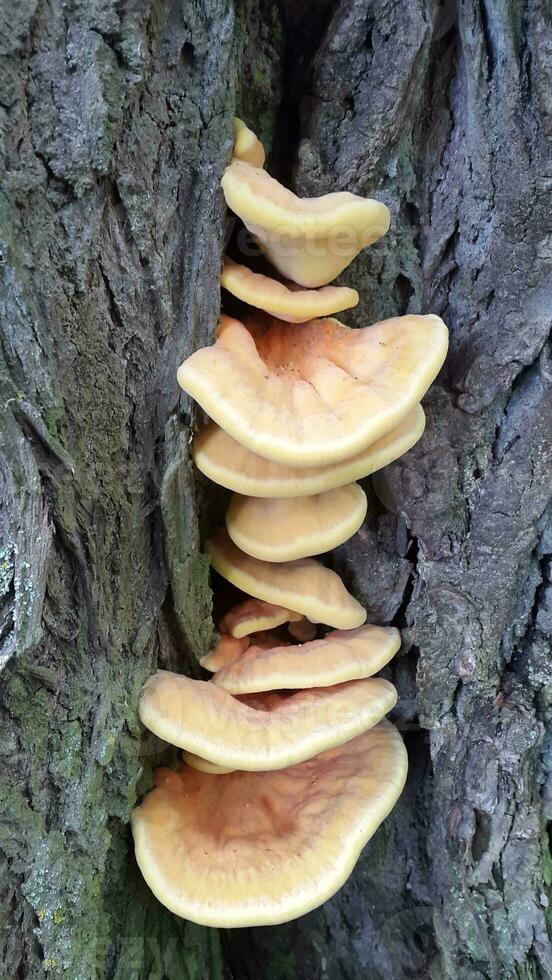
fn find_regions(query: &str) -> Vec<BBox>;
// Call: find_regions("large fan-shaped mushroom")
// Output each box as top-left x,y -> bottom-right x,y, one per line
132,721 -> 407,927
178,314 -> 447,467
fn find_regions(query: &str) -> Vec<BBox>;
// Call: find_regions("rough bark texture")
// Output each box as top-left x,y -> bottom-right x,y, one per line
0,1 -> 551,979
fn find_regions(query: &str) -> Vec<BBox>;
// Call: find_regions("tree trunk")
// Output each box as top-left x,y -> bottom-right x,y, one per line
1,2 -> 551,979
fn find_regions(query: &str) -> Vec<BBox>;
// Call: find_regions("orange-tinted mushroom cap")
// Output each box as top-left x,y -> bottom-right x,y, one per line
193,405 -> 426,497
221,257 -> 358,323
206,528 -> 366,630
139,669 -> 397,771
199,634 -> 250,672
232,118 -> 265,168
220,160 -> 390,287
212,624 -> 401,694
131,720 -> 407,926
177,314 -> 446,467
226,483 -> 367,562
201,629 -> 284,673
218,597 -> 303,637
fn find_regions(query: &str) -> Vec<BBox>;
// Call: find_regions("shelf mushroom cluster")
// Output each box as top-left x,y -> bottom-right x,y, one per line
132,120 -> 449,928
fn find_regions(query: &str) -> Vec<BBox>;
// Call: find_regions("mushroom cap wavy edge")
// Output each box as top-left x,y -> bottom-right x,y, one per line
131,721 -> 408,927
226,483 -> 367,562
206,528 -> 366,630
221,257 -> 359,323
193,405 -> 426,497
221,160 -> 390,287
212,624 -> 401,694
138,669 -> 397,771
178,314 -> 446,467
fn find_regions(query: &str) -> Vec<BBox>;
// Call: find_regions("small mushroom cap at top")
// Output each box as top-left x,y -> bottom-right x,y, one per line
212,624 -> 401,694
131,720 -> 407,927
226,483 -> 367,562
221,160 -> 390,287
177,314 -> 447,467
221,258 -> 359,324
218,597 -> 303,637
138,669 -> 397,771
232,118 -> 265,168
206,528 -> 366,630
193,405 -> 426,497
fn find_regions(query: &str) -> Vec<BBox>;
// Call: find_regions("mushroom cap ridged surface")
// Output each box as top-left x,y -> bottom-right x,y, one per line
193,405 -> 426,497
178,314 -> 446,467
218,598 -> 303,637
226,483 -> 367,561
220,160 -> 390,287
138,670 -> 397,771
131,720 -> 407,927
213,624 -> 401,694
221,258 -> 359,323
232,118 -> 265,168
206,529 -> 366,629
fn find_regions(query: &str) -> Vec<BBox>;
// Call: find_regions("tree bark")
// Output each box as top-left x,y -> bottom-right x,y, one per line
1,2 -> 551,979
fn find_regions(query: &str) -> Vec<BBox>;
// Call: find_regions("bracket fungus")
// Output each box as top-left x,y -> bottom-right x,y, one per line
221,257 -> 359,323
212,624 -> 401,695
192,405 -> 426,497
220,159 -> 390,287
177,313 -> 447,467
200,627 -> 285,673
207,528 -> 366,629
218,597 -> 303,637
132,721 -> 407,927
232,117 -> 266,168
198,633 -> 250,672
133,116 -> 447,928
139,669 -> 397,771
226,483 -> 368,561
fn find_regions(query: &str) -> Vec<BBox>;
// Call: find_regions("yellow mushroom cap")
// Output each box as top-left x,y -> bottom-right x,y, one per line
199,634 -> 250,672
221,257 -> 359,324
212,624 -> 401,694
181,751 -> 235,775
139,669 -> 397,771
226,483 -> 367,562
193,405 -> 426,497
232,118 -> 265,168
206,529 -> 366,630
177,314 -> 446,467
221,160 -> 390,287
132,720 -> 407,927
218,597 -> 303,637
